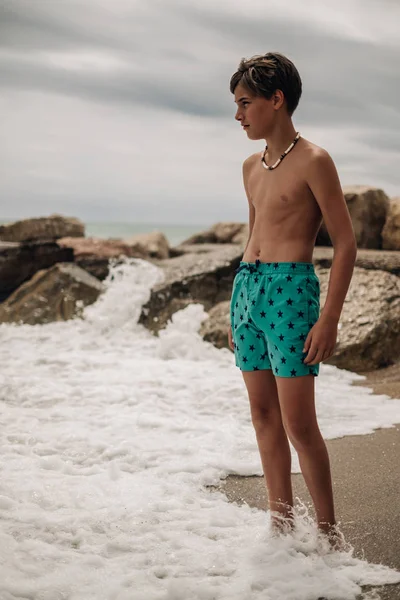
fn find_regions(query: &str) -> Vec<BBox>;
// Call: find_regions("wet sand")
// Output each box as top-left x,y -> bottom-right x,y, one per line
208,362 -> 400,599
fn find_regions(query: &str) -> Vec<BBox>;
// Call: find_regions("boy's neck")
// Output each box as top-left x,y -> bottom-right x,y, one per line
263,121 -> 298,165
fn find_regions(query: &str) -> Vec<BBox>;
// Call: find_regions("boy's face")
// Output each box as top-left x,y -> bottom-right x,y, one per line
234,82 -> 277,140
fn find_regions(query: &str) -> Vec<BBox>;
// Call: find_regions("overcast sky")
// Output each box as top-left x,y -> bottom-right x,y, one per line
1,0 -> 399,225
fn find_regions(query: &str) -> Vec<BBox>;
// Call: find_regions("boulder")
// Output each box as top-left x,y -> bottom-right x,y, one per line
316,186 -> 390,249
138,244 -> 243,333
0,240 -> 74,302
313,246 -> 400,276
0,262 -> 105,325
199,265 -> 400,372
57,236 -> 150,280
382,197 -> 400,251
125,231 -> 170,259
0,214 -> 85,243
180,222 -> 249,245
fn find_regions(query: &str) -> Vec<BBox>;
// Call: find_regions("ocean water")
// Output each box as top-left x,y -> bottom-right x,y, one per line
85,221 -> 212,247
0,257 -> 399,599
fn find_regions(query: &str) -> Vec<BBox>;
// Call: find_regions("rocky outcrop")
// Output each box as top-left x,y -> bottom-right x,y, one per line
313,246 -> 400,276
382,197 -> 400,251
325,266 -> 400,371
125,231 -> 170,259
57,236 -> 150,281
199,265 -> 400,372
138,244 -> 243,333
0,215 -> 85,243
0,240 -> 74,302
316,186 -> 390,249
180,222 -> 249,246
0,263 -> 104,325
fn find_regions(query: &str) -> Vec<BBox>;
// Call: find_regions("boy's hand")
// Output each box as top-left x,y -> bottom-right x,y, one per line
303,316 -> 338,365
228,326 -> 235,351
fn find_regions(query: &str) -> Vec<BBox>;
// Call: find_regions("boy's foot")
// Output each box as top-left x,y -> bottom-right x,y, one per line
318,523 -> 351,553
270,513 -> 295,537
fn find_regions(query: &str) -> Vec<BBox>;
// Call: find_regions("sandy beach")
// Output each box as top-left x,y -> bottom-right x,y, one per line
209,362 -> 400,600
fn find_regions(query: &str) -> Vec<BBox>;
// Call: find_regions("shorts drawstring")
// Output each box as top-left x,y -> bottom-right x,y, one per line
235,259 -> 260,274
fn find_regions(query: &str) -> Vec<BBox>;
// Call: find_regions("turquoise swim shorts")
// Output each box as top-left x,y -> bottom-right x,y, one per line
230,260 -> 321,377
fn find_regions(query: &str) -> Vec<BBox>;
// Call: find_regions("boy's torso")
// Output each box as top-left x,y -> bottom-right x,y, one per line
242,137 -> 323,263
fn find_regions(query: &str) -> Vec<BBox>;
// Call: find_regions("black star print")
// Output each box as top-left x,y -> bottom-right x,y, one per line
288,322 -> 294,329
291,263 -> 297,270
244,324 -> 250,329
270,353 -> 274,359
268,276 -> 273,282
286,275 -> 293,282
299,333 -> 306,341
297,287 -> 303,294
280,357 -> 287,364
256,333 -> 261,339
260,311 -> 266,318
243,357 -> 248,363
240,314 -> 244,321
240,334 -> 245,341
306,277 -> 310,284
269,322 -> 275,330
234,324 -> 237,329
253,366 -> 259,371
308,299 -> 312,306
274,263 -> 279,269
235,302 -> 239,308
289,345 -> 296,353
306,265 -> 311,270
277,310 -> 283,318
290,369 -> 297,376
244,305 -> 247,311
277,286 -> 283,294
254,276 -> 259,283
274,344 -> 278,350
260,287 -> 265,295
240,292 -> 244,298
249,344 -> 255,351
297,310 -> 304,318
268,299 -> 274,306
279,334 -> 284,341
251,299 -> 256,306
286,298 -> 293,306
275,366 -> 279,374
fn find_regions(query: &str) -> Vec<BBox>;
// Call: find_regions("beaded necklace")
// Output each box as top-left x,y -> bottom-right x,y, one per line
261,131 -> 301,170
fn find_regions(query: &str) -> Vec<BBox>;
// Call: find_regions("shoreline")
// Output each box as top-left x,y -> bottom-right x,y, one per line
208,363 -> 400,599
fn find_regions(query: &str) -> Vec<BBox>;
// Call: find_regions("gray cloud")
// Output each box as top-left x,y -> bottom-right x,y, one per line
0,0 -> 399,223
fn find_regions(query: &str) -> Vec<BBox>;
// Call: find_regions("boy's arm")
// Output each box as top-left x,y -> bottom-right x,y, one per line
241,155 -> 256,258
306,149 -> 357,323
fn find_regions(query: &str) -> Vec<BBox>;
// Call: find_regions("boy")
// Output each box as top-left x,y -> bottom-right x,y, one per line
228,52 -> 357,547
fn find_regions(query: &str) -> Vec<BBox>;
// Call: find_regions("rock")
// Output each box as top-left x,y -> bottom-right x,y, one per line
313,246 -> 400,276
316,186 -> 390,249
57,236 -> 149,280
382,197 -> 400,251
200,265 -> 400,372
0,214 -> 85,243
0,262 -> 105,325
180,222 -> 249,245
325,266 -> 400,371
138,244 -> 243,333
0,240 -> 74,302
125,231 -> 170,259
199,300 -> 231,348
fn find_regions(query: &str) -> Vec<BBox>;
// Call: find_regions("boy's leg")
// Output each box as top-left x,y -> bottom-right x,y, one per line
274,374 -> 336,534
241,369 -> 294,530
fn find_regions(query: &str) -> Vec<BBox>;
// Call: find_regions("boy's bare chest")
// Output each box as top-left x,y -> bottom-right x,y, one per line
248,159 -> 315,215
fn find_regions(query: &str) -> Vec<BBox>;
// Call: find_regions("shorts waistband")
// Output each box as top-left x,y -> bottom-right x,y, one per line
235,260 -> 315,275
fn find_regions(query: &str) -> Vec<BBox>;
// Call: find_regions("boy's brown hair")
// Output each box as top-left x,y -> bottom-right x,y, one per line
229,52 -> 302,116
